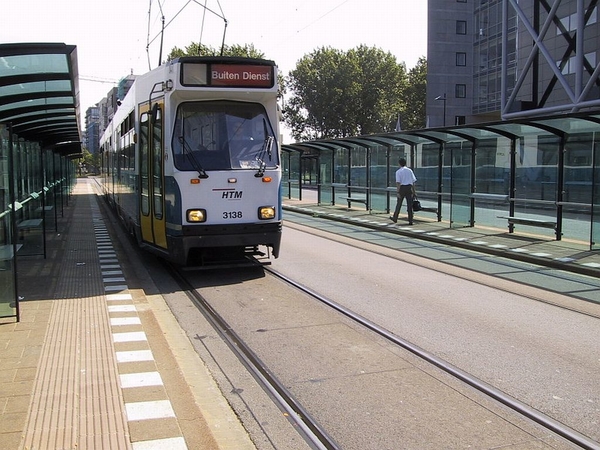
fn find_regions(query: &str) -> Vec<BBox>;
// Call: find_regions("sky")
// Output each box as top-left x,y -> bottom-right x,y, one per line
3,0 -> 427,138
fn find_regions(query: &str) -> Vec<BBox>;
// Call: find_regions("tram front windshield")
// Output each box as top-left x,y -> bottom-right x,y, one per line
172,100 -> 278,171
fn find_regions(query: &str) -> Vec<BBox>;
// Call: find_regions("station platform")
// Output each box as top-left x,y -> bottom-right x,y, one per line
0,179 -> 255,450
2,180 -> 598,450
282,191 -> 600,279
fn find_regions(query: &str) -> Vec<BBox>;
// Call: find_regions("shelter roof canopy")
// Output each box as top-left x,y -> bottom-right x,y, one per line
0,43 -> 81,155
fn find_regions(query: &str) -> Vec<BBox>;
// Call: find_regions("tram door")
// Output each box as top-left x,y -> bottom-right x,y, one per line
139,102 -> 167,249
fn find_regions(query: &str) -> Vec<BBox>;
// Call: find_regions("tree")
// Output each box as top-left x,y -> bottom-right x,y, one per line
166,43 -> 265,60
403,57 -> 427,130
78,148 -> 99,176
284,45 -> 408,141
166,42 -> 284,99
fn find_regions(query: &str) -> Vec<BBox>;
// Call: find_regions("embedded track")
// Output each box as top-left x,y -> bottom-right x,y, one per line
164,258 -> 599,450
265,266 -> 600,450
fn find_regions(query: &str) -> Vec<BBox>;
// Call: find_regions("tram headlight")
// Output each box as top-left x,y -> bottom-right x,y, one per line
258,206 -> 276,220
187,209 -> 207,223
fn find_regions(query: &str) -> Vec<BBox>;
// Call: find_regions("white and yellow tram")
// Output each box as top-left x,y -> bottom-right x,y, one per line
99,56 -> 282,265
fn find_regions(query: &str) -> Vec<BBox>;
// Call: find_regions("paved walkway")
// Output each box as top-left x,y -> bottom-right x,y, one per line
282,193 -> 600,279
0,179 -> 254,450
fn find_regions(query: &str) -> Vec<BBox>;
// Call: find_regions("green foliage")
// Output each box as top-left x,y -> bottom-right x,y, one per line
166,43 -> 265,60
166,42 -> 427,142
284,46 -> 426,141
403,57 -> 427,130
78,148 -> 99,176
166,41 -> 284,99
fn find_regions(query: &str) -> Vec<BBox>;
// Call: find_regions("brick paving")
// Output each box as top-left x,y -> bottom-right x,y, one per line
0,179 -> 254,450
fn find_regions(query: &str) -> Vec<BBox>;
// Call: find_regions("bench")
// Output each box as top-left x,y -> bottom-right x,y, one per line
35,206 -> 54,214
497,216 -> 556,230
344,197 -> 369,210
17,219 -> 43,231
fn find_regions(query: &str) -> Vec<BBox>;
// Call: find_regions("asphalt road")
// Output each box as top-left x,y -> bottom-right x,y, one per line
272,221 -> 600,445
151,218 -> 600,449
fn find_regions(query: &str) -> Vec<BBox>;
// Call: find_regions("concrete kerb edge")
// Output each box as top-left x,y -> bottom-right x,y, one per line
144,292 -> 257,450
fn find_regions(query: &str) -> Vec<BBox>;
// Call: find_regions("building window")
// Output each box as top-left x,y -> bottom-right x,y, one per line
558,7 -> 597,34
558,52 -> 597,75
455,84 -> 467,98
456,52 -> 467,66
456,20 -> 467,35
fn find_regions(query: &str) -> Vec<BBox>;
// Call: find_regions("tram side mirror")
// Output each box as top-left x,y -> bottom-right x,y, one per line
151,103 -> 162,123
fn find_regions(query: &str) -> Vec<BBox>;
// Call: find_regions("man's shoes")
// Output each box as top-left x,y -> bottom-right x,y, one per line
389,216 -> 397,223
408,222 -> 413,225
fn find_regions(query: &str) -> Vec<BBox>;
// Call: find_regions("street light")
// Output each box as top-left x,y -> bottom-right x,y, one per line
435,94 -> 447,127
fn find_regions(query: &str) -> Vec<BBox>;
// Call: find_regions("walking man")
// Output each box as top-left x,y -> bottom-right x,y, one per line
390,158 -> 417,225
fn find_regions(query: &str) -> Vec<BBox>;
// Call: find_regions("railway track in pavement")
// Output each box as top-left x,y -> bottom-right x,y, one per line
160,259 -> 599,450
102,190 -> 599,449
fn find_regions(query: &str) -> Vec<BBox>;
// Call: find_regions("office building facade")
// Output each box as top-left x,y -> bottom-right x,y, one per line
426,0 -> 600,127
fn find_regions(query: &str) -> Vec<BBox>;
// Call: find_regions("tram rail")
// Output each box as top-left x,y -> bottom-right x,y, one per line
161,255 -> 599,449
265,266 -> 600,450
164,259 -> 341,450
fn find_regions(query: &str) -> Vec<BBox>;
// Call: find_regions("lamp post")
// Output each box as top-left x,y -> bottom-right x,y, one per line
435,94 -> 447,127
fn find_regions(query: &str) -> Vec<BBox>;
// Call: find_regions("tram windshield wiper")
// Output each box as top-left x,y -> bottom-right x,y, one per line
255,136 -> 274,177
178,136 -> 209,178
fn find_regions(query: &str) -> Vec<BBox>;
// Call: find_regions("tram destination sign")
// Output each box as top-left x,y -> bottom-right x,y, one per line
182,62 -> 274,88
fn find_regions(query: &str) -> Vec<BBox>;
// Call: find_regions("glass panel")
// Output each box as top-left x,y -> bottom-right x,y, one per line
0,97 -> 75,112
370,145 -> 387,188
281,151 -> 291,199
0,80 -> 72,96
370,145 -> 388,212
517,134 -> 547,200
301,157 -> 318,187
0,124 -> 16,318
289,152 -> 301,199
333,147 -> 349,206
389,145 -> 408,185
349,146 -> 366,186
563,133 -> 593,243
413,143 -> 440,215
319,148 -> 333,205
591,136 -> 600,251
152,107 -> 163,219
0,53 -> 68,77
172,100 -> 278,172
449,141 -> 472,228
512,133 -> 558,238
415,143 -> 439,192
5,109 -> 73,122
140,113 -> 150,216
15,141 -> 44,256
473,138 -> 510,228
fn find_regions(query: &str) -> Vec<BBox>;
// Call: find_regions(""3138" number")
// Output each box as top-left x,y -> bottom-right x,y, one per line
223,211 -> 243,219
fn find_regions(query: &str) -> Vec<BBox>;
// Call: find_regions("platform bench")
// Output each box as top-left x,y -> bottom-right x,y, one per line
17,218 -> 43,231
497,216 -> 556,229
343,197 -> 368,210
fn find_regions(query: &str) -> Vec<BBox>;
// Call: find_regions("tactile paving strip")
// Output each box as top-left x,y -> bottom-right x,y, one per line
21,183 -> 188,450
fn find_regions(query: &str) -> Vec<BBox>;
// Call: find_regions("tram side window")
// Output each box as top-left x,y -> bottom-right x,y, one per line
152,106 -> 163,220
140,112 -> 150,216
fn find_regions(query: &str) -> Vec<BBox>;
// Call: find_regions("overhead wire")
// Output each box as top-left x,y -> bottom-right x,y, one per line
293,0 -> 351,35
145,0 -> 228,68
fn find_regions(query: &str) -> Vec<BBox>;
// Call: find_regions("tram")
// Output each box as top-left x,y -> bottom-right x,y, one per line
98,56 -> 282,266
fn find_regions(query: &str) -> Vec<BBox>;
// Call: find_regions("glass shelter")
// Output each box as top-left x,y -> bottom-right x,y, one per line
283,113 -> 600,251
0,43 -> 81,321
